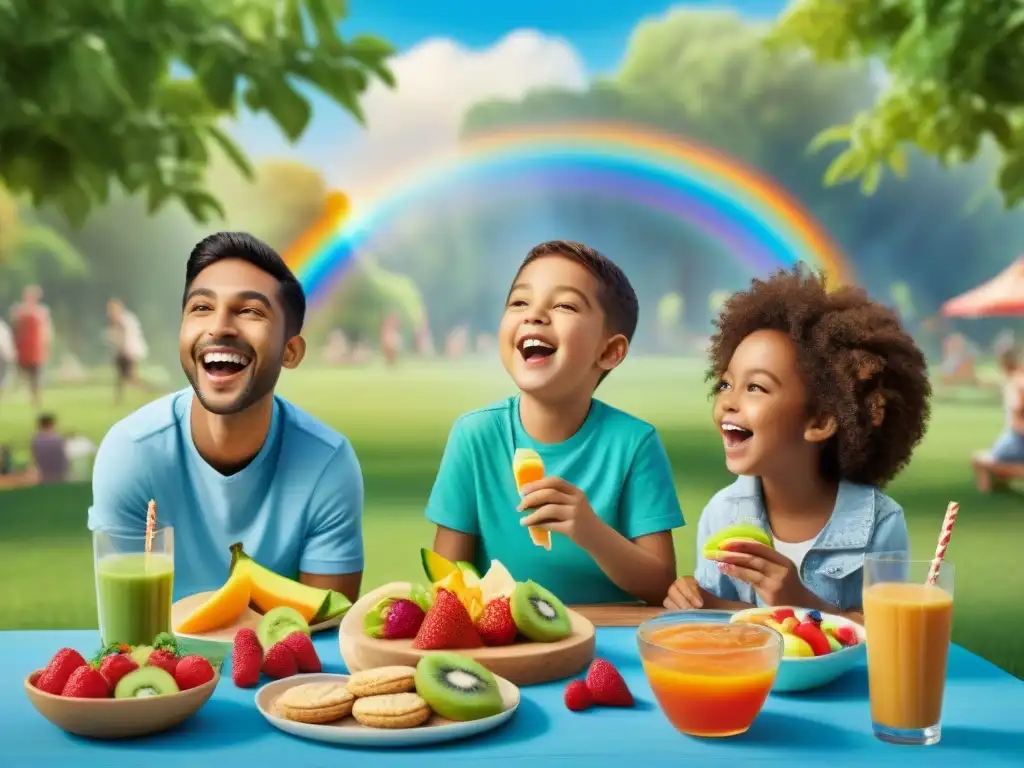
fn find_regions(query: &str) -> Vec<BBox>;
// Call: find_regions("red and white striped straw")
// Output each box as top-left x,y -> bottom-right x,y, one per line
926,501 -> 958,585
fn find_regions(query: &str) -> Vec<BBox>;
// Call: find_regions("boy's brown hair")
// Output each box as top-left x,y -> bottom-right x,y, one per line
514,240 -> 639,384
708,266 -> 931,487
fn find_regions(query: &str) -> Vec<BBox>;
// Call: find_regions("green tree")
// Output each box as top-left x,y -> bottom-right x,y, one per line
0,0 -> 395,226
769,0 -> 1024,206
213,159 -> 329,250
0,186 -> 89,302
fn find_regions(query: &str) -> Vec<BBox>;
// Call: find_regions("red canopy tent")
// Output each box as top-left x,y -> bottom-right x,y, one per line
941,257 -> 1024,318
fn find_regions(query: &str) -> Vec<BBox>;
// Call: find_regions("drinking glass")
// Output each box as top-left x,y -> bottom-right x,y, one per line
863,554 -> 954,746
93,526 -> 175,647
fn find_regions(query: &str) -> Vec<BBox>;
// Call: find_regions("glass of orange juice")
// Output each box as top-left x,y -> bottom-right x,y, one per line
637,610 -> 782,737
863,554 -> 954,746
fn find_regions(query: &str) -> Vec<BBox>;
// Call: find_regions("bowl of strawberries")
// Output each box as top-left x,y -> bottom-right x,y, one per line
25,633 -> 220,739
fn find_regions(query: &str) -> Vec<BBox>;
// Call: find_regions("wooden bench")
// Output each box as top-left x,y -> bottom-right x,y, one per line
972,451 -> 1024,492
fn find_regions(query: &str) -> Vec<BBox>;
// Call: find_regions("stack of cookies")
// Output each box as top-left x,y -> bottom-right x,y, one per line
275,666 -> 433,730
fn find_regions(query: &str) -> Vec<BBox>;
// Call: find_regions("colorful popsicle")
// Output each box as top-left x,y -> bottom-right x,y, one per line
513,448 -> 551,550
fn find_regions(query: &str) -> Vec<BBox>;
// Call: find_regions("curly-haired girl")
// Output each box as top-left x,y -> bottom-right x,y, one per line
664,266 -> 931,622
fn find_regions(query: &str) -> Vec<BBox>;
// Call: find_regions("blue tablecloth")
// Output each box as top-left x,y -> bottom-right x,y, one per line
4,629 -> 1023,766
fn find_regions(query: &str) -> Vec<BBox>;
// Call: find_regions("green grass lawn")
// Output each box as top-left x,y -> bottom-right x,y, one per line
1,357 -> 1021,679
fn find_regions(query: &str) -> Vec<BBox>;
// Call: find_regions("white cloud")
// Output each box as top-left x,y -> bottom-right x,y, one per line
314,30 -> 587,193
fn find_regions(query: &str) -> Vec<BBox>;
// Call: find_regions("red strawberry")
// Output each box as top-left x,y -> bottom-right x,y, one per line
99,653 -> 138,689
831,625 -> 859,647
771,607 -> 796,622
35,648 -> 88,695
262,642 -> 298,679
61,666 -> 110,698
412,588 -> 482,650
174,655 -> 216,690
282,632 -> 321,673
231,628 -> 263,688
564,679 -> 593,711
584,659 -> 634,707
146,649 -> 179,676
365,598 -> 426,640
476,597 -> 517,646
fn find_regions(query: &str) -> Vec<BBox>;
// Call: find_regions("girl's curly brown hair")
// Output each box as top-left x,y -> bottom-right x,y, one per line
708,266 -> 931,488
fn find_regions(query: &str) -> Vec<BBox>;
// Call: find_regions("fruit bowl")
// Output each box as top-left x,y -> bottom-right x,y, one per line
730,607 -> 866,692
25,668 -> 220,739
339,582 -> 595,686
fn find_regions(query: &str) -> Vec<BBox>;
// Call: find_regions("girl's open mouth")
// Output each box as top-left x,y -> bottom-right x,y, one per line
722,422 -> 753,448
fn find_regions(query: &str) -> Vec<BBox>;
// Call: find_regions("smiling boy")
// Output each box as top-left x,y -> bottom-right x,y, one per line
426,241 -> 684,605
87,233 -> 365,602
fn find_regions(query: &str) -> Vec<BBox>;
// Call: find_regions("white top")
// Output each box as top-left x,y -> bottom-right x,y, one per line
0,319 -> 12,360
107,310 -> 148,361
773,536 -> 816,572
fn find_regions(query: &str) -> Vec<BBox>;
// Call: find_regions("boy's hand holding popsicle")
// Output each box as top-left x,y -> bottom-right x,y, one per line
513,448 -> 600,549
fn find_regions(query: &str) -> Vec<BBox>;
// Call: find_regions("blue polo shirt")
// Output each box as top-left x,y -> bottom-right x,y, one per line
87,389 -> 364,599
425,395 -> 685,604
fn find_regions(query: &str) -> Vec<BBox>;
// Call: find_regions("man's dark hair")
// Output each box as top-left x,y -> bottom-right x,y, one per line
184,232 -> 306,337
516,240 -> 639,342
38,413 -> 56,429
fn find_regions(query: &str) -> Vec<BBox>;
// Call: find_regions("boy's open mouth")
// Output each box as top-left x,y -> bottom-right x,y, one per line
721,421 -> 753,447
200,350 -> 252,382
517,335 -> 557,365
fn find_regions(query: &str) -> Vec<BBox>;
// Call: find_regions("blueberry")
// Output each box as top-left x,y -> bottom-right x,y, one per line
806,609 -> 822,623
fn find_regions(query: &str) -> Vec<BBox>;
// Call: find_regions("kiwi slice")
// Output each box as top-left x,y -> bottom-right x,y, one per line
258,605 -> 309,648
414,653 -> 503,721
129,645 -> 154,666
509,580 -> 571,642
114,666 -> 180,698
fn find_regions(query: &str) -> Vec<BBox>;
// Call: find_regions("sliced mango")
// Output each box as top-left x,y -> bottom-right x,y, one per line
421,548 -> 460,583
229,542 -> 332,622
432,570 -> 483,619
176,567 -> 252,634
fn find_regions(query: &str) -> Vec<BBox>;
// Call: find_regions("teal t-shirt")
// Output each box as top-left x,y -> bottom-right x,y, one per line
425,395 -> 685,604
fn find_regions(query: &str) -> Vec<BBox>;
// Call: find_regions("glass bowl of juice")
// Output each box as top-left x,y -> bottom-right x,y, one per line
637,610 -> 783,737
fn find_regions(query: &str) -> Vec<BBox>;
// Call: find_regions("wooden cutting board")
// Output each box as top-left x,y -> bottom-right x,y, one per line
339,583 -> 596,687
569,604 -> 665,627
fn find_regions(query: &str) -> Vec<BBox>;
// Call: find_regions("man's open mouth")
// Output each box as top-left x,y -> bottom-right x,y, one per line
721,422 -> 753,447
517,336 -> 557,363
200,350 -> 252,380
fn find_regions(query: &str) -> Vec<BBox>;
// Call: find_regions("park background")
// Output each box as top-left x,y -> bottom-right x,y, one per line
2,1 -> 1023,679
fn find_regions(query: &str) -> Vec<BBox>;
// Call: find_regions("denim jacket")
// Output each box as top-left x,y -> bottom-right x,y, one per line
694,475 -> 910,611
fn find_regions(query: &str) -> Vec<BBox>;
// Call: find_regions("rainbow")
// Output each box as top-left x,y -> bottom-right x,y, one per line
285,123 -> 853,305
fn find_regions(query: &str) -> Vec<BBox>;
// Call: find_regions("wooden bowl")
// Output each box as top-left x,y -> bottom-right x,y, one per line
339,582 -> 595,686
24,668 -> 220,739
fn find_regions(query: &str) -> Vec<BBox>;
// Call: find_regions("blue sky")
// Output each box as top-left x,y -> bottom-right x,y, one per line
233,1 -> 791,165
339,0 -> 788,73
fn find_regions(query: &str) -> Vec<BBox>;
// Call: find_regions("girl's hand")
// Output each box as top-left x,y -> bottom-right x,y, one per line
712,540 -> 816,608
517,477 -> 600,545
663,576 -> 704,609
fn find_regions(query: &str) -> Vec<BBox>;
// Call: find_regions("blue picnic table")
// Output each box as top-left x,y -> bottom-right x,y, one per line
3,628 -> 1023,766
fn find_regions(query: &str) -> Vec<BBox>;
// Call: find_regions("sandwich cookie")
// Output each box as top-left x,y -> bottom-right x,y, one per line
346,665 -> 417,696
352,692 -> 432,729
275,682 -> 355,724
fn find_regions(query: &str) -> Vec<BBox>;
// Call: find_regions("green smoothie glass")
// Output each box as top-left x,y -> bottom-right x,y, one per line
94,526 -> 175,646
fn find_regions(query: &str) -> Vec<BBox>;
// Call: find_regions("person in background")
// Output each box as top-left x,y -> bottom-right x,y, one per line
31,413 -> 70,484
0,315 -> 13,397
10,285 -> 53,407
989,345 -> 1024,463
106,298 -> 152,404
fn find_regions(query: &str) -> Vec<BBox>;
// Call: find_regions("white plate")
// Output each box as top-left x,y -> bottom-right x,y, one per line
255,672 -> 520,747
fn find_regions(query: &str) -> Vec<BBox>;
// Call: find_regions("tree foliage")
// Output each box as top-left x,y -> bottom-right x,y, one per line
0,0 -> 395,225
770,0 -> 1024,206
